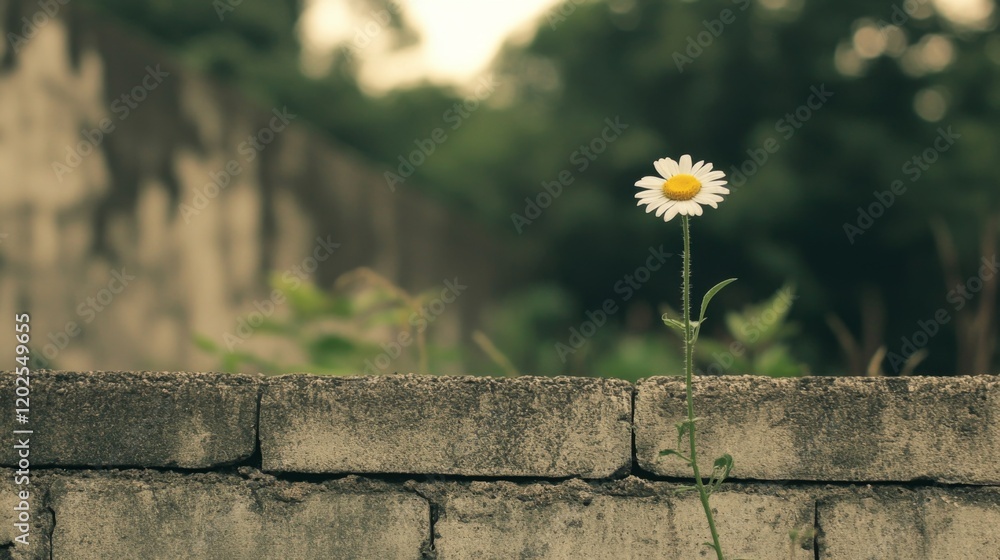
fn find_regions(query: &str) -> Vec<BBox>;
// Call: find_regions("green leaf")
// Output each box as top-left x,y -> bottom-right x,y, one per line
708,453 -> 734,493
661,314 -> 687,332
727,284 -> 796,348
658,449 -> 691,464
675,418 -> 702,449
699,278 -> 737,324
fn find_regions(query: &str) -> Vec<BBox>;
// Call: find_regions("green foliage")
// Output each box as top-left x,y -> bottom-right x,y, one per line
196,268 -> 456,376
695,284 -> 808,377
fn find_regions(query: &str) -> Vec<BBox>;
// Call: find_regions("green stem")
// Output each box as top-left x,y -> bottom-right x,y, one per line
682,215 -> 725,560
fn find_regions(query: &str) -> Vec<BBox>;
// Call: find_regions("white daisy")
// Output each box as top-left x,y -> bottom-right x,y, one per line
634,154 -> 730,222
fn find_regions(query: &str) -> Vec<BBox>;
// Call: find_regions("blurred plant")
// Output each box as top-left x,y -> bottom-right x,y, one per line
195,267 -> 455,375
682,284 -> 809,378
593,333 -> 683,382
829,216 -> 997,376
827,287 -> 927,377
826,286 -> 892,376
787,526 -> 816,560
472,330 -> 522,377
932,217 -> 997,374
473,285 -> 578,375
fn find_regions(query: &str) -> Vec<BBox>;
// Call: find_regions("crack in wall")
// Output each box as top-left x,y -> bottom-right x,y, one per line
46,505 -> 55,560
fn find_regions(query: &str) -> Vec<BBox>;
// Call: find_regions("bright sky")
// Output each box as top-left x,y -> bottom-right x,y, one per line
298,0 -> 996,93
298,0 -> 561,93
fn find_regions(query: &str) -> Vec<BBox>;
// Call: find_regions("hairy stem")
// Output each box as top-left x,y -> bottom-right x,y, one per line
682,215 -> 724,560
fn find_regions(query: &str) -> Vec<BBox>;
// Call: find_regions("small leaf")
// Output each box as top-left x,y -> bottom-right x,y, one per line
708,453 -> 734,492
675,418 -> 702,448
699,278 -> 738,324
658,449 -> 691,464
662,316 -> 687,332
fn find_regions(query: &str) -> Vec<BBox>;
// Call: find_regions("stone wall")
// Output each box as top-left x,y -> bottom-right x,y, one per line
1,371 -> 998,559
0,2 -> 507,373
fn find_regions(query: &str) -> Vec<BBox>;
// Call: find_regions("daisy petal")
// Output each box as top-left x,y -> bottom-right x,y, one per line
663,204 -> 680,222
654,158 -> 678,178
635,176 -> 665,189
694,194 -> 722,208
700,186 -> 730,195
695,193 -> 724,203
690,202 -> 704,216
701,180 -> 729,189
679,201 -> 700,216
635,190 -> 664,200
655,200 -> 675,217
679,154 -> 692,174
691,160 -> 706,176
698,170 -> 725,182
651,198 -> 674,216
652,159 -> 669,178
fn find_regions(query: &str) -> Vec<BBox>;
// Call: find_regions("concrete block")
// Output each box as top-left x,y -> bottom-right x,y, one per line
48,471 -> 429,560
261,374 -> 632,478
0,371 -> 260,469
635,376 -> 1000,484
0,469 -> 51,560
819,486 -> 1000,559
430,478 -> 815,559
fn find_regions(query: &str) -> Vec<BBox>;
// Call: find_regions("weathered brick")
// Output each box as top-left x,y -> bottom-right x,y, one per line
0,371 -> 260,468
819,486 -> 1000,559
260,374 -> 632,478
0,469 -> 51,560
429,477 -> 815,559
635,376 -> 1000,484
48,471 -> 429,560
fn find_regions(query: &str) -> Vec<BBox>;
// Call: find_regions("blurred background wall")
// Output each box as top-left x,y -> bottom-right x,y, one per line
0,1 -> 506,372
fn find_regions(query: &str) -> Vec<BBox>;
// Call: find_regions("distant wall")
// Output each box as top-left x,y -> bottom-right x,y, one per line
1,372 -> 998,559
0,2 -> 506,372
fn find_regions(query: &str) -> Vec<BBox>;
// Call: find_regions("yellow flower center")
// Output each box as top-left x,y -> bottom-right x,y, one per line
662,174 -> 702,201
